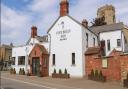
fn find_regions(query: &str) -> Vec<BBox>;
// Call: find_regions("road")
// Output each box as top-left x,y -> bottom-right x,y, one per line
1,72 -> 127,89
1,78 -> 57,89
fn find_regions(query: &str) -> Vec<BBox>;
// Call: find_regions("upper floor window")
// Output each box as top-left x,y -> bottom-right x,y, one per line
61,21 -> 64,29
117,39 -> 121,47
100,40 -> 106,56
72,53 -> 75,65
86,33 -> 88,48
18,56 -> 25,65
93,38 -> 95,47
107,40 -> 111,51
52,54 -> 55,66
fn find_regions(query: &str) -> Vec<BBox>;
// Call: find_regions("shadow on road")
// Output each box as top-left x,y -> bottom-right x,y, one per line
3,87 -> 14,89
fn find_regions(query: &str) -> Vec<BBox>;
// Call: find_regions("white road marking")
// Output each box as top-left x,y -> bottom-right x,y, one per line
2,77 -> 83,89
2,77 -> 57,89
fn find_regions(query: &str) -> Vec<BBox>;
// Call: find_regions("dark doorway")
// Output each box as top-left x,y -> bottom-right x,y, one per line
32,57 -> 40,76
100,40 -> 106,56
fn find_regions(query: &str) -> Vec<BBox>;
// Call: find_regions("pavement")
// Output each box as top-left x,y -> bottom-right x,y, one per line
1,71 -> 127,89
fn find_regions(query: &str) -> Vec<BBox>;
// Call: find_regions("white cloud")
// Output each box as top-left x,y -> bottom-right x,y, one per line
1,4 -> 30,45
1,0 -> 128,45
28,0 -> 59,12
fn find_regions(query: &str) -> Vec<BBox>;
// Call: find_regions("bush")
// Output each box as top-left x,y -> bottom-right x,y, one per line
19,68 -> 25,75
95,70 -> 99,77
59,69 -> 62,74
88,69 -> 106,82
99,70 -> 103,79
54,69 -> 56,74
126,73 -> 128,80
90,69 -> 94,77
13,68 -> 16,74
64,69 -> 67,74
19,68 -> 22,75
10,68 -> 13,74
22,68 -> 25,75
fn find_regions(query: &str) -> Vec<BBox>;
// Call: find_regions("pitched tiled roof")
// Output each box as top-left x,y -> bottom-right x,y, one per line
47,15 -> 97,36
26,35 -> 48,44
29,44 -> 48,56
36,44 -> 48,54
89,22 -> 124,35
85,47 -> 101,55
35,35 -> 48,42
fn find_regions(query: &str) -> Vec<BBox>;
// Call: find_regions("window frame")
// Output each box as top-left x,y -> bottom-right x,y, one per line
93,37 -> 95,47
72,53 -> 75,66
52,54 -> 55,66
11,57 -> 15,65
18,56 -> 25,65
107,40 -> 111,51
86,33 -> 89,48
117,39 -> 121,47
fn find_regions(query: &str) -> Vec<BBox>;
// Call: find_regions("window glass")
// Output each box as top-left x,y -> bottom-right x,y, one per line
107,40 -> 110,51
117,39 -> 121,47
52,54 -> 55,65
12,57 -> 15,65
86,33 -> 88,48
18,56 -> 25,65
72,53 -> 75,65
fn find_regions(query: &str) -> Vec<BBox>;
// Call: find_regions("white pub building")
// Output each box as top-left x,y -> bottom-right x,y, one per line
11,0 -> 128,77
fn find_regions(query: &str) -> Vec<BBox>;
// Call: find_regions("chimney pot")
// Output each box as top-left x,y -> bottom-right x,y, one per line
82,19 -> 88,28
31,26 -> 37,38
60,0 -> 69,16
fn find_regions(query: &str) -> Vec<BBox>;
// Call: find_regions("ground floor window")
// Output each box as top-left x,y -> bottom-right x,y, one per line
11,57 -> 15,65
117,39 -> 121,47
18,56 -> 25,65
52,54 -> 55,66
72,53 -> 75,65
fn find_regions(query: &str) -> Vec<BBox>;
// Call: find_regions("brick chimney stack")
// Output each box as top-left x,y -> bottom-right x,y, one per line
82,19 -> 88,28
31,26 -> 37,38
60,0 -> 69,17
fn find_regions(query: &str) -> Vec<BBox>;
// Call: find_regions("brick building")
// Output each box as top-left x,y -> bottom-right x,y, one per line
0,44 -> 13,70
85,48 -> 128,81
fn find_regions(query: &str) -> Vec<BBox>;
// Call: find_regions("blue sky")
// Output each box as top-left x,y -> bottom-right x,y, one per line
1,0 -> 128,45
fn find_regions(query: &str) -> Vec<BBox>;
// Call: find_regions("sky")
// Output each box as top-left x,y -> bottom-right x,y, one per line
1,0 -> 128,46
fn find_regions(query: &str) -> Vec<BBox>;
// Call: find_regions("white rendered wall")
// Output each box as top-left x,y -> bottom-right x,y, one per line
82,27 -> 98,76
12,45 -> 33,74
48,16 -> 98,77
99,30 -> 124,56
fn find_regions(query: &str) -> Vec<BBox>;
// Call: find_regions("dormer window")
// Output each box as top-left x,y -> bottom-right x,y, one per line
61,21 -> 64,29
117,39 -> 121,47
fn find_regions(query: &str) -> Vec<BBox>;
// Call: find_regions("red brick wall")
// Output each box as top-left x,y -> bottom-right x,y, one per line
85,51 -> 128,81
29,45 -> 49,76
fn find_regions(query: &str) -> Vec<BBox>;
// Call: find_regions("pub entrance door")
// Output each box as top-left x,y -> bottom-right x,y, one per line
32,57 -> 40,76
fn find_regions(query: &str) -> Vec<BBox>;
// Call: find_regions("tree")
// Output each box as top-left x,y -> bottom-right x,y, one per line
91,16 -> 107,26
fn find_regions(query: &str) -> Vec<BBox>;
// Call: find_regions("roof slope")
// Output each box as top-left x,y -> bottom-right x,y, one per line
47,15 -> 97,36
29,44 -> 48,57
26,35 -> 48,45
89,22 -> 124,35
85,47 -> 100,55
